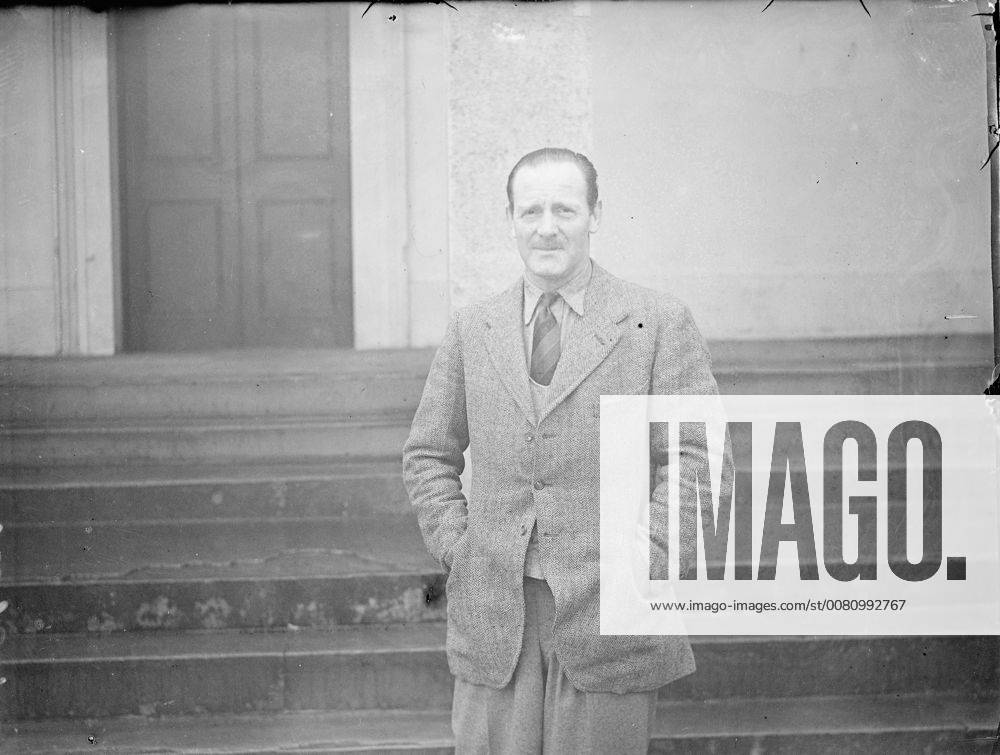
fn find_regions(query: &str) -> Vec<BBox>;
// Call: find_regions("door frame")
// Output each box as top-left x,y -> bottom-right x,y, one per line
92,4 -> 453,353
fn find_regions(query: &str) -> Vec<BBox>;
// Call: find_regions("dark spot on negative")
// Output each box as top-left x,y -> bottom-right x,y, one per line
637,323 -> 643,328
425,575 -> 446,605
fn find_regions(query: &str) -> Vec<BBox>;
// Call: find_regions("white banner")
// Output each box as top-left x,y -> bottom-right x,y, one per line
599,395 -> 1000,635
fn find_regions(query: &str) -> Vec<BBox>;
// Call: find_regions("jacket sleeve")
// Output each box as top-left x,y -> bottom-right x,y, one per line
402,313 -> 470,570
648,302 -> 721,580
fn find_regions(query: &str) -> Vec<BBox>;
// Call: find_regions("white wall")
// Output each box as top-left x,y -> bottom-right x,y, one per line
446,2 -> 594,309
438,0 -> 991,344
589,0 -> 990,341
1,9 -> 60,354
1,2 -> 992,354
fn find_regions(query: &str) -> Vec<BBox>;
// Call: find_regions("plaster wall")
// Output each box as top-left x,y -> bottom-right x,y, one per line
447,2 -> 594,308
442,0 -> 991,344
591,0 -> 990,341
0,2 -> 992,354
1,10 -> 59,355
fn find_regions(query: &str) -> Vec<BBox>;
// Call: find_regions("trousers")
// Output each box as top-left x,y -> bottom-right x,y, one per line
451,576 -> 659,754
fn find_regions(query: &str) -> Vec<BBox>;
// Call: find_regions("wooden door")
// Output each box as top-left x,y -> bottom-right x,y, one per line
117,5 -> 352,351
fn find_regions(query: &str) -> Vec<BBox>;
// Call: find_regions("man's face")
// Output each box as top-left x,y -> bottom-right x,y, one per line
507,160 -> 601,290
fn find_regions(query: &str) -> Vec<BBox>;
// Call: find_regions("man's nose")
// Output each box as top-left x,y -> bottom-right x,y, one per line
537,210 -> 557,235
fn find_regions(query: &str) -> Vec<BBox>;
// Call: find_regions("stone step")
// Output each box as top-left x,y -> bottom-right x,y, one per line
1,351 -> 427,466
0,460 -> 410,525
1,390 -> 984,466
2,515 -> 970,634
1,336 -> 990,424
0,349 -> 434,425
2,518 -> 444,633
715,361 -> 989,395
0,455 -> 950,527
2,518 -> 434,583
2,337 -> 990,468
0,417 -> 410,466
1,626 -> 995,720
2,339 -> 988,423
4,693 -> 997,753
2,568 -> 447,634
0,625 -> 451,720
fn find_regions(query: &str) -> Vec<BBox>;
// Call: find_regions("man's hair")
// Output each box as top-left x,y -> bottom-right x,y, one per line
506,147 -> 599,213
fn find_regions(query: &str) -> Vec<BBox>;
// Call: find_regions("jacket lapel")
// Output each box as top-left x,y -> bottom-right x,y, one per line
481,281 -> 536,424
539,263 -> 630,423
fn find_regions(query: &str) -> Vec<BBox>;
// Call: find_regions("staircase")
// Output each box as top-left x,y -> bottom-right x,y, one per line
1,337 -> 997,753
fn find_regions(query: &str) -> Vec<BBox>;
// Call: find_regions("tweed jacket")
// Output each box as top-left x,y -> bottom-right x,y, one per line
402,262 -> 719,694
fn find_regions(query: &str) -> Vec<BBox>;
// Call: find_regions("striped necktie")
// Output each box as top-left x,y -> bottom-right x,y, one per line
530,292 -> 561,386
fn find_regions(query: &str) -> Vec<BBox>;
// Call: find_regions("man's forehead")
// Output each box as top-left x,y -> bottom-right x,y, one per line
510,160 -> 588,205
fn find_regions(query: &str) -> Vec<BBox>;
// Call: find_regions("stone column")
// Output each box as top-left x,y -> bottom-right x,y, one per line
350,3 -> 451,349
0,8 -> 116,356
53,8 -> 117,354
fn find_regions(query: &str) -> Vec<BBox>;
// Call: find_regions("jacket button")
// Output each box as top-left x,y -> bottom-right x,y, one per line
533,480 -> 544,490
520,523 -> 528,536
525,433 -> 534,442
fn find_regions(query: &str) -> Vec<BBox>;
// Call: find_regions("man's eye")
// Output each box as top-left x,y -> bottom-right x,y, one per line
558,208 -> 576,217
523,208 -> 540,217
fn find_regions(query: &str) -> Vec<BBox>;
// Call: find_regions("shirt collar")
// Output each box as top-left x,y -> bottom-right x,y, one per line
522,259 -> 593,325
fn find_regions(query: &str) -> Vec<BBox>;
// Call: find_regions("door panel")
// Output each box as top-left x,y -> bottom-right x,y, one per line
146,202 -> 224,316
118,5 -> 352,351
235,5 -> 352,348
143,19 -> 219,160
119,7 -> 240,351
253,11 -> 333,158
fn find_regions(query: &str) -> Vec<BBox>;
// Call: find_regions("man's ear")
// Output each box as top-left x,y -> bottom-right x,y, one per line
506,206 -> 516,238
589,200 -> 603,233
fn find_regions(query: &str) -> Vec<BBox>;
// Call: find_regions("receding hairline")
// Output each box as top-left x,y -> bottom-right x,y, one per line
506,148 -> 599,212
507,161 -> 589,207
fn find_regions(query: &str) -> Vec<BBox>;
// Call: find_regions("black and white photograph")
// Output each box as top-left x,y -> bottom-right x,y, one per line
1,1 -> 999,752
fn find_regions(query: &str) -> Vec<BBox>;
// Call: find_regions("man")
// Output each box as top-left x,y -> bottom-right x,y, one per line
403,147 -> 718,753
